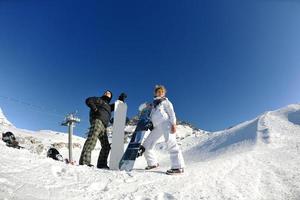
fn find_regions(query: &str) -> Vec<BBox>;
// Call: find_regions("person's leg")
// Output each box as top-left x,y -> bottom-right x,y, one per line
142,126 -> 163,167
97,130 -> 111,168
162,122 -> 185,169
79,119 -> 104,166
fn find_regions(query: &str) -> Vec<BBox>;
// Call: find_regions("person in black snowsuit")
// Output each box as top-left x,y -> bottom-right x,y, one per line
79,90 -> 127,169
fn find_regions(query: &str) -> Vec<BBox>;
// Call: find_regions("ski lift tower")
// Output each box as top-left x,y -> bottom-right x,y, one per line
61,112 -> 80,163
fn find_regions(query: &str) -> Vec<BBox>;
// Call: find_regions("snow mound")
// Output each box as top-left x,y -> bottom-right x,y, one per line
286,106 -> 300,126
0,107 -> 13,127
184,104 -> 300,161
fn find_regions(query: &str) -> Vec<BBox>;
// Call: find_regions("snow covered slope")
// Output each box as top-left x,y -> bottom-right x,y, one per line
0,104 -> 300,200
0,108 -> 13,127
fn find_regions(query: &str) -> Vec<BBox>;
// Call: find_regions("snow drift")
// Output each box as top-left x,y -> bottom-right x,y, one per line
0,108 -> 13,127
0,104 -> 300,200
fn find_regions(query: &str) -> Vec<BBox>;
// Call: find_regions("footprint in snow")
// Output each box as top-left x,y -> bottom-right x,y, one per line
87,181 -> 108,192
0,178 -> 16,196
0,178 -> 15,186
155,192 -> 176,200
51,165 -> 67,177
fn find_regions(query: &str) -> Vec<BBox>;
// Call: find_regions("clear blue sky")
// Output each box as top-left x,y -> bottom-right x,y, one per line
0,0 -> 300,136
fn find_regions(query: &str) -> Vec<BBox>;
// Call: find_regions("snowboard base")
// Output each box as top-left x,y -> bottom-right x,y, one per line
119,102 -> 152,171
109,100 -> 128,170
119,160 -> 135,171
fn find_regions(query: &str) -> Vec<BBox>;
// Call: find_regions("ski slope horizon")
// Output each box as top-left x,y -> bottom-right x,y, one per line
0,103 -> 300,200
2,101 -> 300,135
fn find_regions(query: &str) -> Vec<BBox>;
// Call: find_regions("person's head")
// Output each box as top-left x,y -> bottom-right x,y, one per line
102,90 -> 113,103
154,85 -> 167,98
103,90 -> 112,99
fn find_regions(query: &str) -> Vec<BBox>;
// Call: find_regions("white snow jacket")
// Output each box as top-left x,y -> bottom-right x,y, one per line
150,97 -> 177,127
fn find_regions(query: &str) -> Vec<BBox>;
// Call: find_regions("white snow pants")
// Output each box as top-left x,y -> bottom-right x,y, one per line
142,121 -> 185,169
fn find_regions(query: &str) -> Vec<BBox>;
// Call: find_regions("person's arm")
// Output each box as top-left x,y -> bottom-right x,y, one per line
110,103 -> 115,111
85,97 -> 101,112
164,100 -> 177,133
110,93 -> 127,112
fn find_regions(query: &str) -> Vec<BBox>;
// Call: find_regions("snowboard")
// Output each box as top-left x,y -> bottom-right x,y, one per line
119,102 -> 153,171
109,100 -> 128,170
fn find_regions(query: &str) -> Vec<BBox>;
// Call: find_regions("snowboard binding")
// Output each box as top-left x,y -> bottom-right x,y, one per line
137,145 -> 145,157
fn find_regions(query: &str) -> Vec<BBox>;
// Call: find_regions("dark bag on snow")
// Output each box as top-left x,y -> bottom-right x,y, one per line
47,148 -> 63,161
2,132 -> 16,144
2,131 -> 21,149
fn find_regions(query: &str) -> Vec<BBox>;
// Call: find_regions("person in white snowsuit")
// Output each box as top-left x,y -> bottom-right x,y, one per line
142,85 -> 185,175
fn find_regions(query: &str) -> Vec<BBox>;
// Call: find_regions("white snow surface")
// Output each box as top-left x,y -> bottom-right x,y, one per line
0,108 -> 13,127
0,104 -> 300,200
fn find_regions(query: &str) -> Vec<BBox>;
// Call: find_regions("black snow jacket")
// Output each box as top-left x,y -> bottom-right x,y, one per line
86,96 -> 115,127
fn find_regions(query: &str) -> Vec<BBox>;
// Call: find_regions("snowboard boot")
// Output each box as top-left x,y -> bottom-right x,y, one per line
145,163 -> 159,170
98,164 -> 110,170
166,168 -> 184,175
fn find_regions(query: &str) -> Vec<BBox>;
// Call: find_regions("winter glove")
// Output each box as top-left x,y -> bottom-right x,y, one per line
118,93 -> 127,102
145,121 -> 154,131
137,145 -> 145,158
